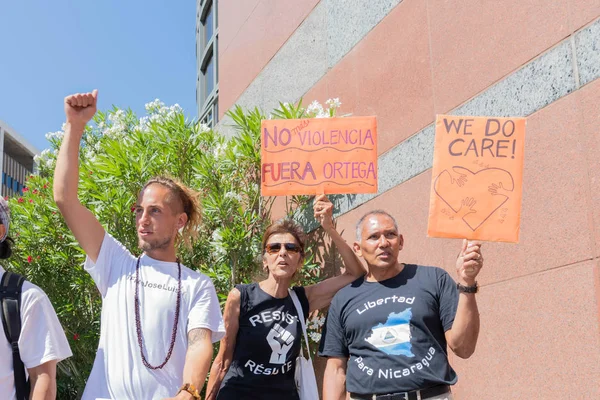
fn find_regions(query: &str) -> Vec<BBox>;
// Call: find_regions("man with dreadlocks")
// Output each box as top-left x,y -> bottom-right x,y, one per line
54,90 -> 225,399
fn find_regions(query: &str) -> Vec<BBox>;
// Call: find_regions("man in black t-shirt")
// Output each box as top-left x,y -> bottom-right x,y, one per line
319,210 -> 483,400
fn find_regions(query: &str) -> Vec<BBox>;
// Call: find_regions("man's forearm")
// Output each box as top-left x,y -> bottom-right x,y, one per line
450,293 -> 480,358
183,344 -> 212,391
179,330 -> 213,398
53,122 -> 84,207
323,363 -> 347,400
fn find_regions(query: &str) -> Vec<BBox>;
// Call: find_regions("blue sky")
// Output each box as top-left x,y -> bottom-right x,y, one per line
0,0 -> 197,151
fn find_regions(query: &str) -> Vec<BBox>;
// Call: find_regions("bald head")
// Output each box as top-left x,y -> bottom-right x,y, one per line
355,210 -> 399,241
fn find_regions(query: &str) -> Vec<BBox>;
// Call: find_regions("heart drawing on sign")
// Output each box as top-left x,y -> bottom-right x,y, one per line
433,166 -> 514,231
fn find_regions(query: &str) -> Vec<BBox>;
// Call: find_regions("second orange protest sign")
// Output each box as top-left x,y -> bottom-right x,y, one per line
427,115 -> 526,243
261,117 -> 378,196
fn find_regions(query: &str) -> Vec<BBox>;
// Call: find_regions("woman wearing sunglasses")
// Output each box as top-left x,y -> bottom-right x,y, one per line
206,195 -> 364,400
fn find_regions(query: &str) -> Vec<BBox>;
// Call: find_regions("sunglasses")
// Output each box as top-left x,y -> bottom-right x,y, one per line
264,242 -> 303,255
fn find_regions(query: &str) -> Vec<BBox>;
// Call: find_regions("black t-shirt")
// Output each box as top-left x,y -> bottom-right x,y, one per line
217,283 -> 310,400
318,264 -> 459,395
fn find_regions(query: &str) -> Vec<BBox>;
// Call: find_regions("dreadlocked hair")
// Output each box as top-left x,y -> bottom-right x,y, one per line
141,176 -> 202,250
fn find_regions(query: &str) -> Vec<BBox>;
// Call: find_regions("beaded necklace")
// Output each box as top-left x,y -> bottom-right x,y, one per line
134,256 -> 182,370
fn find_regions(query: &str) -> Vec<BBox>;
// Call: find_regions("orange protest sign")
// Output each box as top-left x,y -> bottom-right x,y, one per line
261,117 -> 378,196
427,115 -> 526,243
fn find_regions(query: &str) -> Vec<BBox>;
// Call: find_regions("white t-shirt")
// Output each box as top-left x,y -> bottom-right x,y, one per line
82,233 -> 225,400
0,266 -> 73,400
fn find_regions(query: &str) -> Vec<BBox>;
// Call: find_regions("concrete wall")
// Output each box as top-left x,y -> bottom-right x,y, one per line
218,0 -> 600,397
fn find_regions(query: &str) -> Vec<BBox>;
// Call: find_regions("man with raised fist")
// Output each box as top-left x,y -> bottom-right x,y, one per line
54,90 -> 224,399
319,210 -> 483,400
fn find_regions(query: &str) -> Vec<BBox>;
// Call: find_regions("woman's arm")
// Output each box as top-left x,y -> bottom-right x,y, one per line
305,195 -> 366,312
206,288 -> 241,400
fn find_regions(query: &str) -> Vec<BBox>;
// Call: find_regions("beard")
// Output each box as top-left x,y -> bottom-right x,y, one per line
138,235 -> 173,252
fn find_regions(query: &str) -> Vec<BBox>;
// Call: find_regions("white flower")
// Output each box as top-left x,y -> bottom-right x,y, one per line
145,99 -> 165,113
103,125 -> 124,139
306,100 -> 324,117
213,142 -> 226,158
198,123 -> 210,133
45,131 -> 64,141
308,332 -> 322,342
211,228 -> 227,258
83,148 -> 96,162
225,192 -> 243,202
138,116 -> 151,132
141,103 -> 183,127
108,109 -> 126,124
211,229 -> 222,242
325,98 -> 342,109
36,148 -> 56,169
101,110 -> 129,138
308,315 -> 326,330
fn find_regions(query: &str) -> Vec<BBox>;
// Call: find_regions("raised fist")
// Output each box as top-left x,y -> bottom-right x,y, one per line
266,323 -> 295,364
64,90 -> 98,128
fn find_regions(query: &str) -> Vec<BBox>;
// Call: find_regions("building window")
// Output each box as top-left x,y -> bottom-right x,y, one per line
204,5 -> 214,46
197,0 -> 218,128
205,54 -> 215,96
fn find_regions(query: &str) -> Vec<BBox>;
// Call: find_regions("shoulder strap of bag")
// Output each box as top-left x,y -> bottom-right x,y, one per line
288,288 -> 312,361
1,271 -> 31,400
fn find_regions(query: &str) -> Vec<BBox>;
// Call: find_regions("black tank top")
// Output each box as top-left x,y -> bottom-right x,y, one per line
217,283 -> 310,400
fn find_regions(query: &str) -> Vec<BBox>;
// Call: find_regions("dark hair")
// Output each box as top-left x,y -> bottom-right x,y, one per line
140,176 -> 202,249
0,237 -> 14,259
261,219 -> 306,256
355,210 -> 399,241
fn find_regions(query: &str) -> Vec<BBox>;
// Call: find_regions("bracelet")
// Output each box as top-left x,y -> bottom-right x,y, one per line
178,383 -> 201,399
457,281 -> 478,294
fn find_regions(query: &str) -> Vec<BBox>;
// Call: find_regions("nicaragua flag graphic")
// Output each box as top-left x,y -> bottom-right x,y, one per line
364,309 -> 414,357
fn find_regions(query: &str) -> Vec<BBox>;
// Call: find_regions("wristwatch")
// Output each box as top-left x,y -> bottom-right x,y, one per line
178,383 -> 201,399
457,281 -> 478,294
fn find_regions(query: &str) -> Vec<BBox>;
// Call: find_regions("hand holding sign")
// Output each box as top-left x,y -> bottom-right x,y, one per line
456,239 -> 484,286
313,194 -> 334,231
